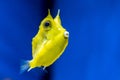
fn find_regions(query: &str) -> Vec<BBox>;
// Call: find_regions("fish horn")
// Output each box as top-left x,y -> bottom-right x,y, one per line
54,9 -> 61,24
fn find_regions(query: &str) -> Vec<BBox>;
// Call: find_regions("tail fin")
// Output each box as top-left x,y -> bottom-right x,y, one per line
20,60 -> 30,74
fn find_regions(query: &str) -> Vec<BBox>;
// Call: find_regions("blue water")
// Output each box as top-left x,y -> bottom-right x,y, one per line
0,0 -> 120,80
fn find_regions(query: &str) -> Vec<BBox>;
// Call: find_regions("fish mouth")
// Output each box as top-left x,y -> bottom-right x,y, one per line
64,31 -> 69,38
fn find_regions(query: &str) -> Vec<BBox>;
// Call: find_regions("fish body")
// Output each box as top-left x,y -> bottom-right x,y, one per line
21,9 -> 69,72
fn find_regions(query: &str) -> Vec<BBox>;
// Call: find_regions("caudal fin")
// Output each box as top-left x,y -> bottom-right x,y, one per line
20,60 -> 30,74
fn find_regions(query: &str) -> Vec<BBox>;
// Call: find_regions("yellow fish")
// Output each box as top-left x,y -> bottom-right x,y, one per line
21,9 -> 69,72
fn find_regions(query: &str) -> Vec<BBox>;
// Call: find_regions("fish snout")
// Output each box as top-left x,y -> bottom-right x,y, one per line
64,31 -> 69,38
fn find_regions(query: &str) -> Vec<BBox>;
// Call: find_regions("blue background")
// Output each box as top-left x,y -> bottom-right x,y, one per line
0,0 -> 120,80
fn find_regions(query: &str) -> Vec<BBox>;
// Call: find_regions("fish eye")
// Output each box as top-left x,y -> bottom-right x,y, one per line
44,21 -> 51,30
45,21 -> 50,26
